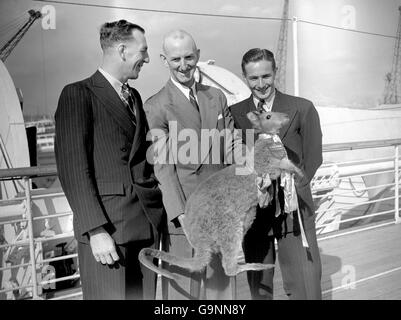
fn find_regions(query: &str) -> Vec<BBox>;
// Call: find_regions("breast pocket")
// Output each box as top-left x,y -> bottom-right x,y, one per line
97,181 -> 126,196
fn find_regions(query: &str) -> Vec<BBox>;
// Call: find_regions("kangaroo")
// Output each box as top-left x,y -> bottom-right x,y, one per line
139,110 -> 303,280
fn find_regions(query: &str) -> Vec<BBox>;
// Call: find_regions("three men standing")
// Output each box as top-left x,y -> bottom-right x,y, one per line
55,20 -> 166,300
55,18 -> 322,300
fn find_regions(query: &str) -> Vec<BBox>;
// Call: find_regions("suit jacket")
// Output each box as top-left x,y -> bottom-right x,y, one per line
145,79 -> 243,222
230,90 -> 322,217
55,71 -> 165,244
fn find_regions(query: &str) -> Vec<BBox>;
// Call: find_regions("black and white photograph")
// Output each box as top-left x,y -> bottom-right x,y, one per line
0,0 -> 400,304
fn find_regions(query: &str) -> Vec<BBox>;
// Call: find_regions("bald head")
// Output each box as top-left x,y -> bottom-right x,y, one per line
160,30 -> 200,87
162,30 -> 198,55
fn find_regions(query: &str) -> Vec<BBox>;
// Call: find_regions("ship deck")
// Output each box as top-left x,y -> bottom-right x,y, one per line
235,221 -> 401,300
42,221 -> 401,300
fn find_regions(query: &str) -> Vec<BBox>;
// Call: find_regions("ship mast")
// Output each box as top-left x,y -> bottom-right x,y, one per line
382,6 -> 401,104
275,0 -> 289,92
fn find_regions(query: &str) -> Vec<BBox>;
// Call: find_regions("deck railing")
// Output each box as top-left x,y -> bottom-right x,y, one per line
0,139 -> 400,300
314,139 -> 400,241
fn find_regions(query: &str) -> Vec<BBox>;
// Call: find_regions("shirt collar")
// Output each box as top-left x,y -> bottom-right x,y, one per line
170,77 -> 197,101
98,67 -> 125,95
253,89 -> 276,112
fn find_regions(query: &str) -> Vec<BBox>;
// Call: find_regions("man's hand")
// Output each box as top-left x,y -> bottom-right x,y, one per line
88,226 -> 119,265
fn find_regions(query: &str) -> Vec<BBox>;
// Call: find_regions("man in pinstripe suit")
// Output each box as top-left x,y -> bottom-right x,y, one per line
55,20 -> 166,300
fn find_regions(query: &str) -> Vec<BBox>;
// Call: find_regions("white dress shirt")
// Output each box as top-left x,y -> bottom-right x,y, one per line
170,77 -> 198,103
253,90 -> 276,112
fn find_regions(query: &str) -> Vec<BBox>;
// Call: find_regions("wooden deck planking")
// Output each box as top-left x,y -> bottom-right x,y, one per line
63,222 -> 401,300
240,222 -> 401,300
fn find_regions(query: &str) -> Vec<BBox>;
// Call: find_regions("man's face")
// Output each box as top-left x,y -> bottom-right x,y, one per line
243,59 -> 276,101
161,37 -> 200,87
122,29 -> 149,80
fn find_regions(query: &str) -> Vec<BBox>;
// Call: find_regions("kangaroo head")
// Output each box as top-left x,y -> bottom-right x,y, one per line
246,110 -> 289,135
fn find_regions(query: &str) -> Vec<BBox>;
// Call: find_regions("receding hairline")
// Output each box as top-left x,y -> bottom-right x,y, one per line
162,30 -> 198,54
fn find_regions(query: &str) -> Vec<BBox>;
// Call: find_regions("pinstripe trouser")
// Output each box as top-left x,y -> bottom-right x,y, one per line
77,235 -> 157,300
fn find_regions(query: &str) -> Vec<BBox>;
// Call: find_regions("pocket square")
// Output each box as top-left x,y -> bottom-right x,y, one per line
217,114 -> 223,120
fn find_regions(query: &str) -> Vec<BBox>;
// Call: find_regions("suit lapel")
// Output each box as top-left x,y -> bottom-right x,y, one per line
165,80 -> 201,130
272,90 -> 297,140
129,89 -> 145,162
196,83 -> 218,131
238,95 -> 259,141
88,71 -> 135,140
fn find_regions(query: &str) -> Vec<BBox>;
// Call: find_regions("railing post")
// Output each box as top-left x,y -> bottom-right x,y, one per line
395,145 -> 400,223
24,177 -> 39,299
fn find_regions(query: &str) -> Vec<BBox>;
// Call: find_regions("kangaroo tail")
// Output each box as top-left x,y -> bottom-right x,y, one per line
138,248 -> 211,280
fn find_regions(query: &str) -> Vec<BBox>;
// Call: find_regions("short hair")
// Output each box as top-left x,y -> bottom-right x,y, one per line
99,20 -> 144,50
162,29 -> 197,54
241,48 -> 276,74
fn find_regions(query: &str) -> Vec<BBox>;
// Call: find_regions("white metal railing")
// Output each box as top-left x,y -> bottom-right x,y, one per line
0,165 -> 79,300
313,139 -> 400,240
1,139 -> 400,300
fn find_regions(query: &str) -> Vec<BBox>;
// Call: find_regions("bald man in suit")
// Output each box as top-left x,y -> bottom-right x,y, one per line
145,30 -> 244,300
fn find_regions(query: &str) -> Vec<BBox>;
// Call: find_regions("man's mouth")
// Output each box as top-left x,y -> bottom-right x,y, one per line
257,87 -> 270,95
135,62 -> 143,70
178,70 -> 191,77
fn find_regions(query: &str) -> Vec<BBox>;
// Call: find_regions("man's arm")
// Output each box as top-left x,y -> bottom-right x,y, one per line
55,84 -> 118,264
145,99 -> 186,223
300,102 -> 323,185
55,84 -> 108,233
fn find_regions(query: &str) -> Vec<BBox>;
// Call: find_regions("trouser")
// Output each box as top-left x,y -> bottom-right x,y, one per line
77,235 -> 158,300
243,204 -> 322,300
161,221 -> 232,300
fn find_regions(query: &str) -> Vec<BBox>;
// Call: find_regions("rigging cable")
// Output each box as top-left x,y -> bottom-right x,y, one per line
32,0 -> 397,39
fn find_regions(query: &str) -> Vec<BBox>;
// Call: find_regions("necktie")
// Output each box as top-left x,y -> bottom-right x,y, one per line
189,87 -> 200,112
257,99 -> 265,112
121,83 -> 136,123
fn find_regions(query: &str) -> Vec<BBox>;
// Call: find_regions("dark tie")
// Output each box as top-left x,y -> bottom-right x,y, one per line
257,99 -> 265,112
121,83 -> 136,123
189,87 -> 200,112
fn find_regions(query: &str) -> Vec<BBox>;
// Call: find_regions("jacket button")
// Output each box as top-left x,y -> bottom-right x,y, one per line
121,147 -> 127,152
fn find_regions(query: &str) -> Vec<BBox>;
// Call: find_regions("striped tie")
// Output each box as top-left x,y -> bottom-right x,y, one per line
189,87 -> 200,112
257,99 -> 265,112
121,83 -> 136,123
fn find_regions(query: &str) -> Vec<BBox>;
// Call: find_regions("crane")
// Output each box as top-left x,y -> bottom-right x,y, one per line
275,0 -> 289,92
382,6 -> 401,104
0,9 -> 42,62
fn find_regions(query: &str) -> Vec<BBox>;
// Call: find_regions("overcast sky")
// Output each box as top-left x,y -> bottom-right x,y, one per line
0,0 -> 400,116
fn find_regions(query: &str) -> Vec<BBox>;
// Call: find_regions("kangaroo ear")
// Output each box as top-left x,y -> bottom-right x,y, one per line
246,111 -> 260,123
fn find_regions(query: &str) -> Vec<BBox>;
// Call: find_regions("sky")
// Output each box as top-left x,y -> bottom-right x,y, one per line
0,0 -> 400,116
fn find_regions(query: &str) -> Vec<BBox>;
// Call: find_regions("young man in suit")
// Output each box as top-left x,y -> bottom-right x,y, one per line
230,48 -> 323,300
55,20 -> 166,300
145,30 -> 244,300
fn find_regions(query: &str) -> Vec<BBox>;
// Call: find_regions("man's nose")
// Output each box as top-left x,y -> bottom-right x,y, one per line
144,52 -> 150,63
258,78 -> 264,87
179,59 -> 187,69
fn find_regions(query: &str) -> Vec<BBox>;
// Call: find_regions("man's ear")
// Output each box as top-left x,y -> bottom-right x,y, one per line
160,54 -> 168,68
117,44 -> 126,61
